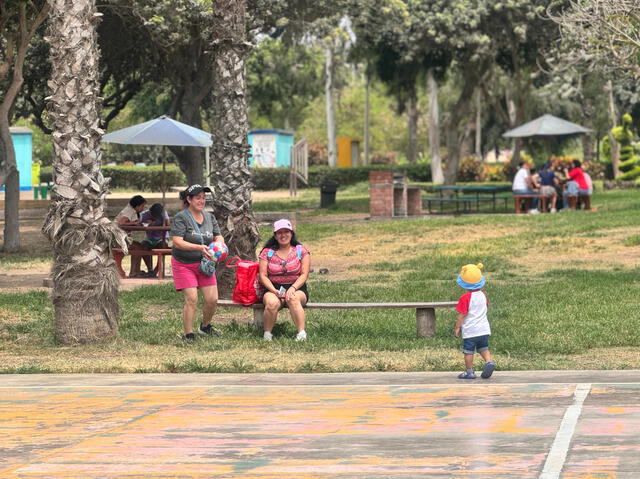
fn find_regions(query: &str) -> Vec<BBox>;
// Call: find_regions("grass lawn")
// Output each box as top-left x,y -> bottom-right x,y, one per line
1,184 -> 639,373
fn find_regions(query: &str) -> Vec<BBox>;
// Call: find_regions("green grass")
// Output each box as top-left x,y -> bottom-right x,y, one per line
1,186 -> 639,372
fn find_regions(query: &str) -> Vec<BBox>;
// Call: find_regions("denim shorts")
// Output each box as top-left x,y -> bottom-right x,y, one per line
462,335 -> 490,355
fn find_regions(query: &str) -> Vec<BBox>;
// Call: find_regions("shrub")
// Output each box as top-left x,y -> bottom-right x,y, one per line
457,156 -> 486,182
582,161 -> 606,180
485,164 -> 507,182
370,151 -> 397,165
308,142 -> 328,166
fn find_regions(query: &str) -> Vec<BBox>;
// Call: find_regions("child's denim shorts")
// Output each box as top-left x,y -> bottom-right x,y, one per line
462,335 -> 490,355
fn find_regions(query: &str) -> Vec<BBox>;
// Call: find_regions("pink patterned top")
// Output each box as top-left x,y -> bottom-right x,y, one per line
258,245 -> 310,285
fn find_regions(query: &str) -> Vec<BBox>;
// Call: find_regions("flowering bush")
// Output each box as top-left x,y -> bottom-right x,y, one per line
582,161 -> 606,180
485,164 -> 507,181
457,156 -> 487,182
308,142 -> 328,166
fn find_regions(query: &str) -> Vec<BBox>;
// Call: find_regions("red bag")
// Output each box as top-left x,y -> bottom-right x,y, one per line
226,257 -> 261,305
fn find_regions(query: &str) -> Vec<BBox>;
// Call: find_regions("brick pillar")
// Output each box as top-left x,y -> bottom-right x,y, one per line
407,186 -> 422,216
369,170 -> 394,217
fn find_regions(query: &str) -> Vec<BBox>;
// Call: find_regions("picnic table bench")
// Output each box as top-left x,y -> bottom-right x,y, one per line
424,185 -> 512,214
513,193 -> 549,214
112,248 -> 172,279
217,299 -> 457,337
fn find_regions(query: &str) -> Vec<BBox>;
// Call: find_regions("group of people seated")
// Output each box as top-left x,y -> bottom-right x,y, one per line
512,159 -> 593,214
115,195 -> 171,278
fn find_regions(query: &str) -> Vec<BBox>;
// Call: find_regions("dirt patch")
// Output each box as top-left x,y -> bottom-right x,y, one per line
306,224 -> 524,280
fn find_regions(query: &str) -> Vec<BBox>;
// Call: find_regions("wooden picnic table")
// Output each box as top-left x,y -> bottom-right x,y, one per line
115,224 -> 172,279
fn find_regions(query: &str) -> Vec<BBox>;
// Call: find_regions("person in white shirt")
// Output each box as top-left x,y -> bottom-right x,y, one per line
512,161 -> 539,213
454,263 -> 496,379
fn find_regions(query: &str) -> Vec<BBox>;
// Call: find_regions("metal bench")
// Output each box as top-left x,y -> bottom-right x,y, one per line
216,299 -> 457,338
423,196 -> 476,214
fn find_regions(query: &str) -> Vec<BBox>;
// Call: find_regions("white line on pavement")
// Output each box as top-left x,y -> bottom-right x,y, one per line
539,383 -> 591,479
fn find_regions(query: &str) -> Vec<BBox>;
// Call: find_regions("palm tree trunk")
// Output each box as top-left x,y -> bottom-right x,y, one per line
43,0 -> 127,344
211,0 -> 260,298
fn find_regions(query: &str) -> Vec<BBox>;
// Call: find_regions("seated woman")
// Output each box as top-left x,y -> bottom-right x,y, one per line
140,203 -> 171,277
536,161 -> 559,212
115,194 -> 151,277
563,160 -> 590,210
258,219 -> 311,342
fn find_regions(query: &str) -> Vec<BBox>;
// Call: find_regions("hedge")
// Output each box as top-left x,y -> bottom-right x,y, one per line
252,164 -> 432,190
39,165 -> 186,191
39,164 -> 432,191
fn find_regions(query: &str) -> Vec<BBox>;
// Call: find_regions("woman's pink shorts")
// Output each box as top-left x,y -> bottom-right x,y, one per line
171,257 -> 217,290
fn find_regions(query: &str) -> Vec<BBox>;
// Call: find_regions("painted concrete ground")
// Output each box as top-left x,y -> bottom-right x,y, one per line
1,372 -> 639,478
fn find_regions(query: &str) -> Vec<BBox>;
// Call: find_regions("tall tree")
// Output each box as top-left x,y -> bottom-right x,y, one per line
0,0 -> 49,252
211,0 -> 260,297
549,0 -> 640,75
42,0 -> 127,344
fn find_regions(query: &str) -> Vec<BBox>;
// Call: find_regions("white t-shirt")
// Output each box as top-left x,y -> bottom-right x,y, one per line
512,168 -> 530,191
115,204 -> 139,223
456,290 -> 491,339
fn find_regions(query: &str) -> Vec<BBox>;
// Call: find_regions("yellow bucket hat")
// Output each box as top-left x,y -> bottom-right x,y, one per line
456,263 -> 486,290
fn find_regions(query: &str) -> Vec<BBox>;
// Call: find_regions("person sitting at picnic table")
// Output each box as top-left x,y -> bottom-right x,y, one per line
115,194 -> 151,277
258,219 -> 311,342
139,202 -> 171,278
171,185 -> 225,341
512,161 -> 539,214
535,161 -> 559,213
563,159 -> 590,210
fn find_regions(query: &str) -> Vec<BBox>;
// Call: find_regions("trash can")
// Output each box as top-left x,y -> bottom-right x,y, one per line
320,180 -> 338,208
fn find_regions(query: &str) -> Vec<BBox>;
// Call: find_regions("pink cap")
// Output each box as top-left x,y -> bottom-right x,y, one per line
273,219 -> 293,232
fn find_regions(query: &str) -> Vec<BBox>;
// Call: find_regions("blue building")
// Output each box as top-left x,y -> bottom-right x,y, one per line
10,126 -> 33,190
248,129 -> 294,168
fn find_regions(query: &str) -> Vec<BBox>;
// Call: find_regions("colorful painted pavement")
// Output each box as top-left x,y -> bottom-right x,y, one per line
1,372 -> 639,478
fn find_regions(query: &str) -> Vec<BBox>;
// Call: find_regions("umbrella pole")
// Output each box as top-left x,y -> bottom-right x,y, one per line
162,146 -> 166,205
205,146 -> 211,187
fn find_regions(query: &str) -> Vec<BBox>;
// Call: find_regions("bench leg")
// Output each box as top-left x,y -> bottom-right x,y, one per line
157,254 -> 165,279
253,308 -> 264,330
416,308 -> 436,337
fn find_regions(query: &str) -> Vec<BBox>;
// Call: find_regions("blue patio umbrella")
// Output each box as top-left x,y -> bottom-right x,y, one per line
102,116 -> 213,201
502,114 -> 592,140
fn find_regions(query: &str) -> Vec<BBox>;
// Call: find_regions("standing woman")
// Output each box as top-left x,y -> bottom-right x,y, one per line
171,185 -> 226,341
258,219 -> 311,341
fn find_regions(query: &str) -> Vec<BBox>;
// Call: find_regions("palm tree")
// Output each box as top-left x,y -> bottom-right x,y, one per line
42,0 -> 127,344
211,0 -> 260,296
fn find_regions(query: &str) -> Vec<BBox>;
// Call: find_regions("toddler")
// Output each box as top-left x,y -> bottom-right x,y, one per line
454,263 -> 496,379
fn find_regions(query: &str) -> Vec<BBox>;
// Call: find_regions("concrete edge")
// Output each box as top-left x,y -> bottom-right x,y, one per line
1,370 -> 639,388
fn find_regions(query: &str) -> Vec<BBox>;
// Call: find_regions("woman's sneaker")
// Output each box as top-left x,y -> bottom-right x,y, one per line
198,323 -> 221,337
263,331 -> 273,342
295,330 -> 307,342
481,361 -> 496,379
182,332 -> 196,342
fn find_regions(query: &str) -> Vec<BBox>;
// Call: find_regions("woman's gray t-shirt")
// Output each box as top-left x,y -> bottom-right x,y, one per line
171,209 -> 221,264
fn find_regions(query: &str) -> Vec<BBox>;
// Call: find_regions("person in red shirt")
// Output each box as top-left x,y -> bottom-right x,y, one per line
563,160 -> 590,209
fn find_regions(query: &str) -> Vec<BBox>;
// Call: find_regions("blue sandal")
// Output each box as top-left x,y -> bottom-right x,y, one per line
481,361 -> 496,379
458,371 -> 476,379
